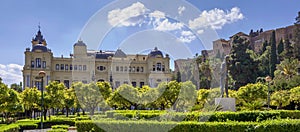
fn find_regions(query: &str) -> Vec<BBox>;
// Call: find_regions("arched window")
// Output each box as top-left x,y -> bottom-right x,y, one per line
156,63 -> 162,71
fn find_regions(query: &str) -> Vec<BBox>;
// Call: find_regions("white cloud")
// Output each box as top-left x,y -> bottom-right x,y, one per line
177,31 -> 196,43
189,7 -> 244,33
154,19 -> 184,31
149,10 -> 165,19
0,64 -> 22,86
108,2 -> 148,27
178,6 -> 186,15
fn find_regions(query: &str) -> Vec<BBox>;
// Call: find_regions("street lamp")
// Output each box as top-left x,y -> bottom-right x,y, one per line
36,71 -> 46,129
265,76 -> 272,109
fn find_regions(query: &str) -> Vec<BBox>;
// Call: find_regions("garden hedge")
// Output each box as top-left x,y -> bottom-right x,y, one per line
76,119 -> 300,132
104,110 -> 300,122
0,124 -> 20,132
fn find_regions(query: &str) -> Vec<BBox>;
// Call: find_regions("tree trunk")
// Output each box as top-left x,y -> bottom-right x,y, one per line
66,107 -> 69,117
44,109 -> 47,121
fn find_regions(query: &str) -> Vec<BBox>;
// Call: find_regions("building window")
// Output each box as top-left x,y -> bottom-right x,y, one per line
31,61 -> 35,68
120,66 -> 123,72
97,66 -> 106,71
83,65 -> 87,71
74,65 -> 77,70
36,58 -> 41,68
140,82 -> 145,88
153,65 -> 155,71
116,66 -> 119,71
156,63 -> 162,71
56,64 -> 59,70
132,66 -> 135,72
61,64 -> 64,70
115,81 -> 120,88
26,75 -> 30,87
46,75 -> 50,85
42,61 -> 46,68
124,66 -> 128,72
129,66 -> 131,72
70,65 -> 73,70
64,80 -> 70,88
136,67 -> 140,72
141,67 -> 144,72
162,65 -> 165,72
35,81 -> 41,90
132,82 -> 137,87
79,65 -> 82,71
65,64 -> 68,71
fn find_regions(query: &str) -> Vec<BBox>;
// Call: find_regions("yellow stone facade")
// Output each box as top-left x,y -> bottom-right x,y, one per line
22,29 -> 172,89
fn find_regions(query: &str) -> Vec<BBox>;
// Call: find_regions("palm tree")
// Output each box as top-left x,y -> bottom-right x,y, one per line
274,58 -> 298,80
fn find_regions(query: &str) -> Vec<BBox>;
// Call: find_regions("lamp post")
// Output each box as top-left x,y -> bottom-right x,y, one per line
265,76 -> 272,109
36,71 -> 46,129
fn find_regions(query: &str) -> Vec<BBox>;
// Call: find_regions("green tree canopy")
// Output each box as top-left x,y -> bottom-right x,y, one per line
228,35 -> 258,89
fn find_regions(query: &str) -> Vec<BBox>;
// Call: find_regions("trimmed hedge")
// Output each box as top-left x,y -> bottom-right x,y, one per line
51,125 -> 69,130
47,129 -> 67,132
76,119 -> 300,132
0,124 -> 20,132
105,110 -> 300,122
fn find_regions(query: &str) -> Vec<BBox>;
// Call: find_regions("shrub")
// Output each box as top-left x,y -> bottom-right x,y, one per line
0,124 -> 20,132
47,129 -> 67,132
76,119 -> 300,132
17,123 -> 38,131
51,125 -> 69,130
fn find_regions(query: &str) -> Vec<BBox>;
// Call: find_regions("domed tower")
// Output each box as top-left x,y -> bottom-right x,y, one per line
147,47 -> 171,87
23,26 -> 52,90
31,26 -> 47,47
73,40 -> 87,58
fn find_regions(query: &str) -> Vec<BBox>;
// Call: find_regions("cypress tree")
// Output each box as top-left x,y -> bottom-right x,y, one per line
293,11 -> 300,60
228,36 -> 258,89
277,39 -> 284,59
269,30 -> 277,78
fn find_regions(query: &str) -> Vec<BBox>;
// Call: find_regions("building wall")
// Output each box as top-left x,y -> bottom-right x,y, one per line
23,30 -> 172,89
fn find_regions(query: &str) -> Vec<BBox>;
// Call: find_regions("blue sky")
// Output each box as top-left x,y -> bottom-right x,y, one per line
0,0 -> 299,85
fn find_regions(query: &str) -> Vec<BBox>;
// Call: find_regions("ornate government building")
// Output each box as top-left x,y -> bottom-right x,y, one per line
22,28 -> 172,89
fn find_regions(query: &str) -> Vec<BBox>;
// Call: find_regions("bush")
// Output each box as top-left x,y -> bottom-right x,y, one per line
0,124 -> 20,132
105,110 -> 283,122
47,129 -> 67,132
51,125 -> 69,130
17,123 -> 38,131
76,119 -> 300,132
40,118 -> 75,129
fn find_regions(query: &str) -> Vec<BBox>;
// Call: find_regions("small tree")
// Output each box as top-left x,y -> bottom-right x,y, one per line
270,90 -> 290,109
0,82 -> 23,123
74,82 -> 105,115
237,83 -> 267,110
21,87 -> 41,118
64,87 -> 75,117
290,86 -> 300,109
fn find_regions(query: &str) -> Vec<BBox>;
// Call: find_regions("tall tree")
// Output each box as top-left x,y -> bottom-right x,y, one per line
269,30 -> 277,78
293,11 -> 300,60
260,40 -> 269,54
228,36 -> 258,89
277,39 -> 284,59
280,38 -> 294,60
258,46 -> 271,77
